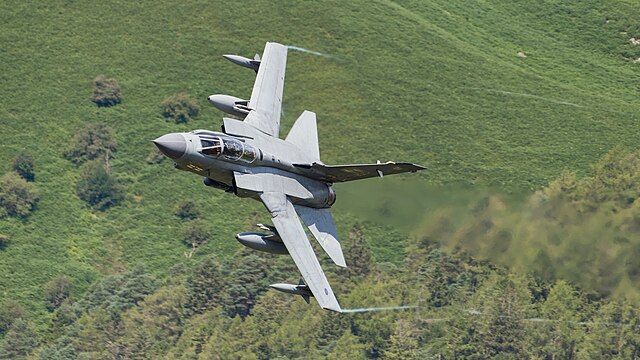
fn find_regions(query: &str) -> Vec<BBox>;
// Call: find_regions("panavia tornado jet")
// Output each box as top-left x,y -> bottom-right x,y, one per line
153,42 -> 425,312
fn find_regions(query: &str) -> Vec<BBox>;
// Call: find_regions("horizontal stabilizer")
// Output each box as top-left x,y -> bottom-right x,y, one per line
294,162 -> 426,183
295,205 -> 346,267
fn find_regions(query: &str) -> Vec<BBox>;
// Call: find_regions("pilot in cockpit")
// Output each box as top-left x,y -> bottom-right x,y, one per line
201,138 -> 222,157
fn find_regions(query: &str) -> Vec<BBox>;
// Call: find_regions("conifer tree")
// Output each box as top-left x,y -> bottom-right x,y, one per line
0,318 -> 38,359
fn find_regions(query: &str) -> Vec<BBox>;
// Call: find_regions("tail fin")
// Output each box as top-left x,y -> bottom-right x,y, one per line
285,111 -> 320,162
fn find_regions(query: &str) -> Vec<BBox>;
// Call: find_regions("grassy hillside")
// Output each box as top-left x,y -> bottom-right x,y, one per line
1,0 -> 639,330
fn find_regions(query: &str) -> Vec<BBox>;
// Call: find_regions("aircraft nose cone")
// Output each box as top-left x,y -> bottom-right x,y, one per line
153,133 -> 186,160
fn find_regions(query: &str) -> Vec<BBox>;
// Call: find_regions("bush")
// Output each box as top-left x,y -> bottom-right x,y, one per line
0,172 -> 39,218
182,220 -> 209,258
91,75 -> 121,107
64,123 -> 117,165
0,300 -> 26,334
12,151 -> 35,181
161,93 -> 200,123
146,148 -> 165,164
76,160 -> 123,211
0,234 -> 9,250
45,276 -> 73,311
175,200 -> 199,220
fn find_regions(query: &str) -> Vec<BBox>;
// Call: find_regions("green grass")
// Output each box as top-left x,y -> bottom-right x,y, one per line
0,0 -> 639,325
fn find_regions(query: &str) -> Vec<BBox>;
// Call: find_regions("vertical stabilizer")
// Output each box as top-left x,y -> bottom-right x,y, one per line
285,111 -> 320,162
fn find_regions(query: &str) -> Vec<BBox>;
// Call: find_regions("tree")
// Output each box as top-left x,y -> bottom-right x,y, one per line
0,300 -> 26,334
76,160 -> 123,210
186,256 -> 226,314
474,277 -> 528,358
537,280 -> 586,359
175,200 -> 199,220
91,75 -> 122,107
45,275 -> 73,311
579,299 -> 640,358
327,329 -> 367,360
37,336 -> 78,360
182,219 -> 209,258
221,253 -> 269,318
0,171 -> 39,218
12,151 -> 35,181
0,318 -> 39,359
64,123 -> 117,165
121,286 -> 188,359
74,308 -> 123,359
200,315 -> 261,359
383,319 -> 419,359
164,310 -> 226,359
73,265 -> 157,317
338,224 -> 374,280
161,93 -> 200,123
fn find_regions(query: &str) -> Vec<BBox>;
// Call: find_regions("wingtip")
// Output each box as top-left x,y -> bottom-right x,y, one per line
323,305 -> 343,313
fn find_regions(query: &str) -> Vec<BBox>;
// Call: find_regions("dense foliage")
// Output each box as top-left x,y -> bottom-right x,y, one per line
64,123 -> 117,165
76,160 -> 123,211
18,226 -> 640,359
413,147 -> 640,299
161,93 -> 200,124
0,172 -> 39,218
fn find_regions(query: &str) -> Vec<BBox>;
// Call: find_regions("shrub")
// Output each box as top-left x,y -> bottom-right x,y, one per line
91,75 -> 121,107
175,200 -> 199,220
0,318 -> 38,359
0,300 -> 26,334
12,151 -> 35,181
145,148 -> 165,164
0,172 -> 39,218
64,123 -> 117,165
45,276 -> 73,311
76,160 -> 123,211
0,234 -> 9,250
161,93 -> 200,123
182,220 -> 209,258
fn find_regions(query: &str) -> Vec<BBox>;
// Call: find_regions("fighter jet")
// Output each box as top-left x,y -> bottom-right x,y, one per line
153,42 -> 425,312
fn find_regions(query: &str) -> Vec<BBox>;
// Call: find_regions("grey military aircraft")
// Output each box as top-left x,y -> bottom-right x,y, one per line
153,42 -> 425,312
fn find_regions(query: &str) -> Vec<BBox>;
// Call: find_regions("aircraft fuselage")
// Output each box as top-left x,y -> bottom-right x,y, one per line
153,130 -> 336,209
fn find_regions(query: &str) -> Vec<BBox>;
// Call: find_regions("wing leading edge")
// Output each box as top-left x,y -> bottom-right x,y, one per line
259,192 -> 342,312
245,42 -> 288,138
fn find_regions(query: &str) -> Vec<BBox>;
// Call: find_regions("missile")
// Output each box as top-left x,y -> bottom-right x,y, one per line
235,232 -> 287,254
223,54 -> 261,72
207,94 -> 250,118
270,281 -> 313,304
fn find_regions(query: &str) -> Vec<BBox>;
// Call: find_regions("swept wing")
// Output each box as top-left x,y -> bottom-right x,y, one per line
259,191 -> 341,312
294,162 -> 426,183
244,42 -> 288,138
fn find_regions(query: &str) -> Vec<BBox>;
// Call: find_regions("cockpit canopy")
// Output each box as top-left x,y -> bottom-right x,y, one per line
193,131 -> 258,163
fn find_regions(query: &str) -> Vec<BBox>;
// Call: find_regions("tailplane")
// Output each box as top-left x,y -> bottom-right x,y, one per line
294,205 -> 346,267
